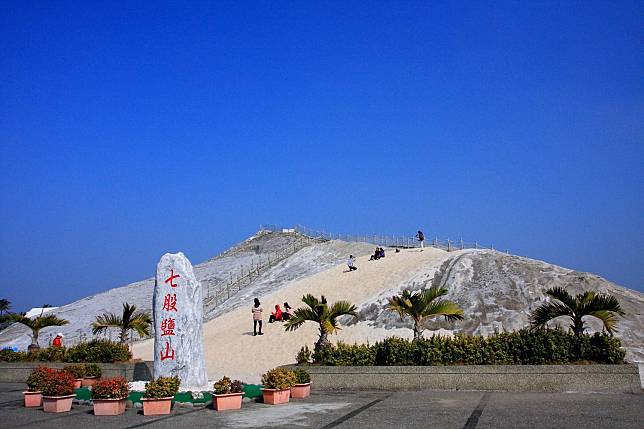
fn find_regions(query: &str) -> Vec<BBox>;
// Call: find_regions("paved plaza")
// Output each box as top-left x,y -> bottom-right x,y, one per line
1,383 -> 642,429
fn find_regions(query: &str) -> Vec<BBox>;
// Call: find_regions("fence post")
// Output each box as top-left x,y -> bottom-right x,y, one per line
433,237 -> 437,247
475,241 -> 478,249
460,239 -> 464,250
447,239 -> 452,252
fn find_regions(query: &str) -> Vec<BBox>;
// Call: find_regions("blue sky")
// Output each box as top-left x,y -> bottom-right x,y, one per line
1,1 -> 642,311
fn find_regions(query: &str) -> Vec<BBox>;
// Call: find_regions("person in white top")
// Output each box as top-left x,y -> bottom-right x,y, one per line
347,255 -> 357,271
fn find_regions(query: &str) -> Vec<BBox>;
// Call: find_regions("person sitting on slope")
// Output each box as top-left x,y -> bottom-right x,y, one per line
282,302 -> 292,321
269,304 -> 283,323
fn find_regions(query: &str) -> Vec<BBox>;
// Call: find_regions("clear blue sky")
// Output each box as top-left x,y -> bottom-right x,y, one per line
1,1 -> 642,312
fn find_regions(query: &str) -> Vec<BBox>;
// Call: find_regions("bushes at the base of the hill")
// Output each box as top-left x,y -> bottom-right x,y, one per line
310,329 -> 626,366
0,340 -> 132,363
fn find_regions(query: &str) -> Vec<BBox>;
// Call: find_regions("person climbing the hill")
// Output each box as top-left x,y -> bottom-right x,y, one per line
282,302 -> 292,321
252,298 -> 263,336
269,304 -> 283,323
52,333 -> 64,347
347,255 -> 358,271
416,230 -> 425,251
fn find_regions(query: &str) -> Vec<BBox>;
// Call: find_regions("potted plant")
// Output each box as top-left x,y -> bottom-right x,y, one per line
142,376 -> 180,415
24,367 -> 56,407
212,376 -> 244,411
41,370 -> 76,413
92,377 -> 129,415
261,368 -> 296,405
63,364 -> 86,389
82,363 -> 102,387
290,368 -> 311,399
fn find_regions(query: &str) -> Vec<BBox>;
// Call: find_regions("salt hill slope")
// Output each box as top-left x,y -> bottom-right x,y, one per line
0,231 -> 372,350
131,246 -> 644,383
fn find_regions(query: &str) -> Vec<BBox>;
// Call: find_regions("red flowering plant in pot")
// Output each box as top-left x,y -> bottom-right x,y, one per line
261,368 -> 296,405
290,368 -> 311,399
91,377 -> 129,416
142,376 -> 180,416
41,370 -> 76,413
24,366 -> 57,408
212,376 -> 244,411
62,364 -> 86,389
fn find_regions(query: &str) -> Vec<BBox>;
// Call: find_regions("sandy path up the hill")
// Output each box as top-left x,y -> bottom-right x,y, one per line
132,247 -> 454,383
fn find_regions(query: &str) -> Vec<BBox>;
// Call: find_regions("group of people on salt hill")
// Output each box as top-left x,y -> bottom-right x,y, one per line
347,229 -> 425,272
251,298 -> 292,336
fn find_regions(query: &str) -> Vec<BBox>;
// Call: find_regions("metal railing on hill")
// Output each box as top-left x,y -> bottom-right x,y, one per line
261,224 -> 505,253
202,230 -> 322,313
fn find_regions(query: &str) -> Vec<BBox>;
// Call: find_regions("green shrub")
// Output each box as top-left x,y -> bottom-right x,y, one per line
63,363 -> 86,379
144,376 -> 180,398
65,340 -> 131,363
261,368 -> 297,390
293,368 -> 311,384
37,347 -> 66,362
0,349 -> 33,362
213,376 -> 244,394
84,363 -> 102,377
296,345 -> 312,364
312,329 -> 625,366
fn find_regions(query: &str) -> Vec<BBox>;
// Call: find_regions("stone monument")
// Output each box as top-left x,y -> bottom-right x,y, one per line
153,252 -> 209,391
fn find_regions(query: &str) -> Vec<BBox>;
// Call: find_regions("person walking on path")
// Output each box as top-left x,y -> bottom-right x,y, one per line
252,298 -> 264,336
416,230 -> 425,251
347,255 -> 358,271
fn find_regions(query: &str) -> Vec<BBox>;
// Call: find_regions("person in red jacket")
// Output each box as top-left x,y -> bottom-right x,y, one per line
52,333 -> 64,347
269,304 -> 283,323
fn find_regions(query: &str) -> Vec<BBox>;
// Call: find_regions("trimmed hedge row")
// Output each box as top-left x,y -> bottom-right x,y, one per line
0,340 -> 132,363
311,329 -> 626,366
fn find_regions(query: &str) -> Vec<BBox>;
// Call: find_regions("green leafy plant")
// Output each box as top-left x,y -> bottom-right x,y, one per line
284,294 -> 357,354
92,377 -> 129,399
296,345 -> 312,364
0,349 -> 33,362
530,287 -> 625,336
312,329 -> 626,366
0,298 -> 11,315
292,368 -> 310,384
63,363 -> 86,379
261,368 -> 297,390
16,315 -> 69,352
26,366 -> 58,392
213,376 -> 244,394
37,346 -> 66,362
84,363 -> 102,378
143,376 -> 180,399
387,286 -> 464,340
41,370 -> 75,396
65,340 -> 131,363
92,303 -> 152,344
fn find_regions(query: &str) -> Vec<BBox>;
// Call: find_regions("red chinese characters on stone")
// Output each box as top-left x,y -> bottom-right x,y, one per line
160,341 -> 175,361
160,318 -> 175,336
162,294 -> 177,312
164,270 -> 180,288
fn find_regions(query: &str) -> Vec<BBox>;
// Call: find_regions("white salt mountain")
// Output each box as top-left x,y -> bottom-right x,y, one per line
153,253 -> 208,391
1,230 -> 642,377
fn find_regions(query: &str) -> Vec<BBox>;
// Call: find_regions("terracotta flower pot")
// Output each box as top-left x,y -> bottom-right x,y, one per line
261,388 -> 290,405
82,377 -> 98,388
93,398 -> 127,415
142,397 -> 173,415
212,392 -> 244,411
42,394 -> 75,413
73,379 -> 82,389
23,391 -> 42,408
290,383 -> 311,399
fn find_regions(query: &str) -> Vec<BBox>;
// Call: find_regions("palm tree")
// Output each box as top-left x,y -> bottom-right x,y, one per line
0,299 -> 11,315
92,303 -> 152,344
17,315 -> 68,352
530,287 -> 625,336
284,294 -> 357,353
386,286 -> 464,341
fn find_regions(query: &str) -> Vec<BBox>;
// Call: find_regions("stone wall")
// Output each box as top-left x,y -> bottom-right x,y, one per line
284,364 -> 642,394
0,361 -> 154,383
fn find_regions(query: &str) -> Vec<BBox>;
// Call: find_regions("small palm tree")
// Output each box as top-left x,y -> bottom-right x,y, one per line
530,287 -> 625,336
17,314 -> 68,351
0,299 -> 11,315
284,294 -> 357,353
387,286 -> 464,340
92,303 -> 152,344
